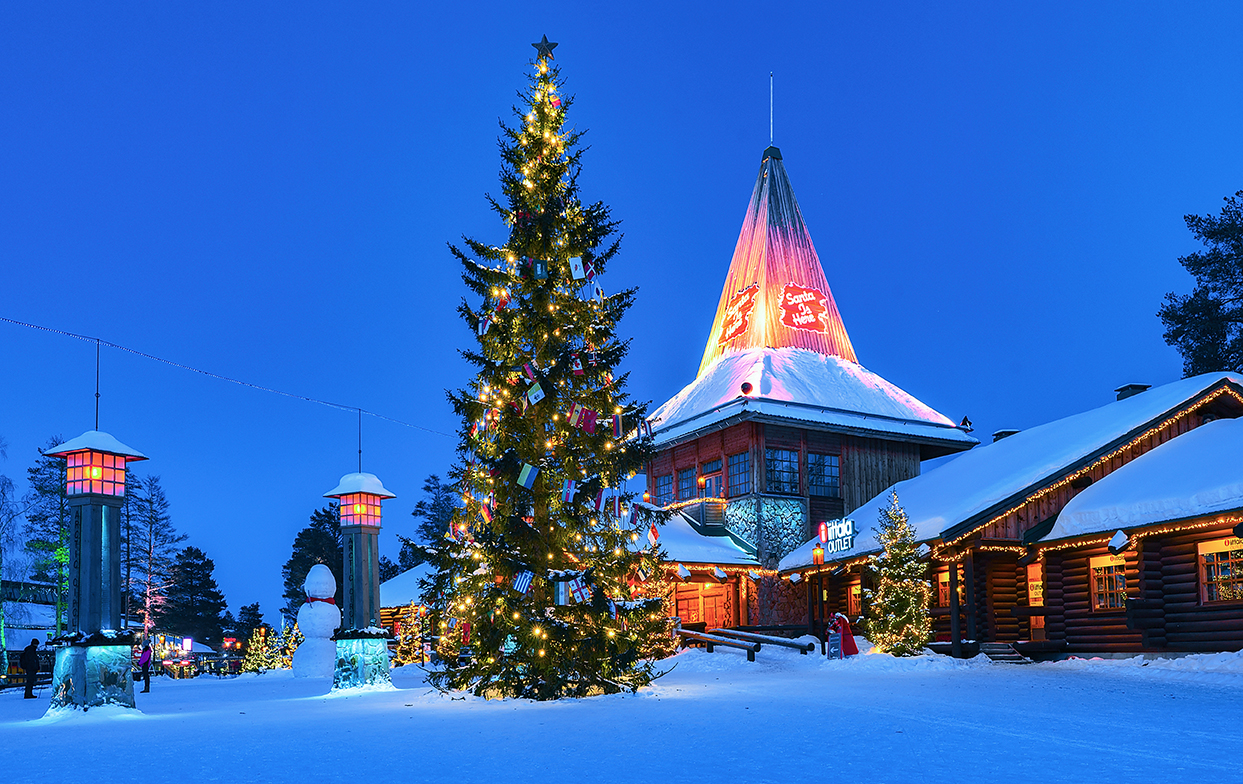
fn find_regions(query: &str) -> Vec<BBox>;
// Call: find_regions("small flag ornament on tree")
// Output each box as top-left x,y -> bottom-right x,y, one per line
518,463 -> 539,490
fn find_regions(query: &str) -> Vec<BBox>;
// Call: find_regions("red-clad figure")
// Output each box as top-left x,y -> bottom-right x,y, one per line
828,613 -> 860,657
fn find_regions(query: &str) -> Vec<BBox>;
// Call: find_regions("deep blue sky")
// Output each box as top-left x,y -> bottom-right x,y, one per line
3,3 -> 1241,625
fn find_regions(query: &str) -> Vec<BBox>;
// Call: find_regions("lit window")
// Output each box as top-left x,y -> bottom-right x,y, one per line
765,449 -> 799,495
847,584 -> 862,617
65,451 -> 127,496
338,493 -> 382,526
1090,554 -> 1127,611
807,453 -> 839,497
727,453 -> 750,497
1199,537 -> 1243,603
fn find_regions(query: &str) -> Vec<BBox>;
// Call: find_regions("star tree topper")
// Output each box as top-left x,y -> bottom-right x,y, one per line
531,34 -> 558,60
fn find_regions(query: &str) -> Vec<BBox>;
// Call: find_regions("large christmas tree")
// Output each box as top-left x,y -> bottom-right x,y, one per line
429,37 -> 669,700
865,491 -> 932,656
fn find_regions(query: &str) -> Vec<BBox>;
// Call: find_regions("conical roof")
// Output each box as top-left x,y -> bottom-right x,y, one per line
698,146 -> 856,375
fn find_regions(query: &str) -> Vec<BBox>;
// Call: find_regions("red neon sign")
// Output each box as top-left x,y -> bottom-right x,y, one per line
718,283 -> 760,346
780,284 -> 830,333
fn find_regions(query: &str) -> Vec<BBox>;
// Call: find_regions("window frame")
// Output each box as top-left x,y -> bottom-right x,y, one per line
807,453 -> 840,498
1089,554 -> 1127,612
764,448 -> 800,496
677,468 -> 697,501
1199,537 -> 1243,604
655,474 -> 673,506
727,452 -> 750,497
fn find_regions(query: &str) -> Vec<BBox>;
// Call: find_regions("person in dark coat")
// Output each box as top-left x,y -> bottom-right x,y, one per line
137,645 -> 153,693
20,639 -> 40,699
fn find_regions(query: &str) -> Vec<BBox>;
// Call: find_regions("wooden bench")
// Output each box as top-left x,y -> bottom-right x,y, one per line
709,628 -> 816,654
675,629 -> 761,662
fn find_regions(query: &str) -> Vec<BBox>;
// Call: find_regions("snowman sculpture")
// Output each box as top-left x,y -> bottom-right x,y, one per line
292,563 -> 340,678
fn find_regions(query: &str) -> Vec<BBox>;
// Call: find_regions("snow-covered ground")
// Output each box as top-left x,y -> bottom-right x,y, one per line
3,641 -> 1242,782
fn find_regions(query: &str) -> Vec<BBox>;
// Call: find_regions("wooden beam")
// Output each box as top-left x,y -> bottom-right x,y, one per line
949,560 -> 962,658
964,551 -> 978,642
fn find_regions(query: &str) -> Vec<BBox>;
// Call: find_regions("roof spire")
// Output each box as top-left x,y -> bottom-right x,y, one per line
769,72 -> 773,146
697,150 -> 856,376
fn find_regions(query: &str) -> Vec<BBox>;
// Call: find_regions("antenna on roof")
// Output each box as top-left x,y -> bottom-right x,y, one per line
769,72 -> 774,145
95,338 -> 101,430
357,407 -> 363,473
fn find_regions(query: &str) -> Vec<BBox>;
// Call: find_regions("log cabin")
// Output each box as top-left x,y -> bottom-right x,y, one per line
1037,415 -> 1243,654
782,373 -> 1243,656
645,146 -> 976,626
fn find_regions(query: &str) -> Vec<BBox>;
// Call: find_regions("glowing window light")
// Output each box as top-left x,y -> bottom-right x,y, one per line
324,473 -> 395,527
46,431 -> 147,497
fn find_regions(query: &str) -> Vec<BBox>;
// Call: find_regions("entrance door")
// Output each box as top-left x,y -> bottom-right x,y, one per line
701,584 -> 734,629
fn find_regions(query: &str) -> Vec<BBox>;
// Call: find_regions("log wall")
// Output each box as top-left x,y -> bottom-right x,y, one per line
1045,544 -> 1144,653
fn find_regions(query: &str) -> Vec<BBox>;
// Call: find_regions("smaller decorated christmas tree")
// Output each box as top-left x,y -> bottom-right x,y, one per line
393,603 -> 427,666
276,623 -> 304,669
240,626 -> 280,673
865,491 -> 932,656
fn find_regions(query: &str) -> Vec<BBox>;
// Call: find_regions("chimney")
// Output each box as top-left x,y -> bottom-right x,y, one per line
1115,383 -> 1151,401
992,429 -> 1020,442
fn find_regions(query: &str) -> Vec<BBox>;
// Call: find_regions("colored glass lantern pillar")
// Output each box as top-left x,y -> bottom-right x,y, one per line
44,430 -> 147,711
324,472 -> 395,691
323,473 -> 395,631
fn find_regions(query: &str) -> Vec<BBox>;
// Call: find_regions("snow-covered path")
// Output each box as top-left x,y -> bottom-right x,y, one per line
3,646 -> 1241,783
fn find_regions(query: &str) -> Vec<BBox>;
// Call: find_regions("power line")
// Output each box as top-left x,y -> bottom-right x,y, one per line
0,315 -> 453,438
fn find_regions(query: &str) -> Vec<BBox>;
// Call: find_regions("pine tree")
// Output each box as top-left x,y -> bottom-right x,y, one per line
130,475 -> 187,640
280,505 -> 343,626
865,491 -> 932,656
236,602 -> 265,640
21,436 -> 69,634
1159,190 -> 1243,375
159,546 -> 228,648
398,474 -> 460,571
430,41 -> 667,700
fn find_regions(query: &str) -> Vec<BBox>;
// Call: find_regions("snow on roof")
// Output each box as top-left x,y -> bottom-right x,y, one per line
45,430 -> 147,461
380,564 -> 435,608
651,347 -> 976,452
323,472 -> 396,499
657,511 -> 758,566
1046,416 -> 1243,541
779,372 -> 1243,572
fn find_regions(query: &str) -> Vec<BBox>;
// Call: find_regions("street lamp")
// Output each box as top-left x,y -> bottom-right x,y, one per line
324,472 -> 395,690
44,430 -> 147,711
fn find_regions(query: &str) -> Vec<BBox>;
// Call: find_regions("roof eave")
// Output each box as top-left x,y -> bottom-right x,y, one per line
938,377 -> 1243,543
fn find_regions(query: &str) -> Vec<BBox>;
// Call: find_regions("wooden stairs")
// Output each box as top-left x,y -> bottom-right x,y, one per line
979,642 -> 1032,664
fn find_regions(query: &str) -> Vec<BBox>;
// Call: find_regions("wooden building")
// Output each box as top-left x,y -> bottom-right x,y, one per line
1037,415 -> 1243,654
782,373 -> 1243,656
645,146 -> 975,624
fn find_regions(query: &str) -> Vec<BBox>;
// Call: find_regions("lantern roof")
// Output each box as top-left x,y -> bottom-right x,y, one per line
44,430 -> 147,462
323,472 -> 396,500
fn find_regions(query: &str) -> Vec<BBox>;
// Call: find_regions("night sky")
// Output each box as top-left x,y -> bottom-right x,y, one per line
3,3 -> 1241,625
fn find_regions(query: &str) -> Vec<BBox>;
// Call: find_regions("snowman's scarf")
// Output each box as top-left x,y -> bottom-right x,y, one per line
306,596 -> 336,605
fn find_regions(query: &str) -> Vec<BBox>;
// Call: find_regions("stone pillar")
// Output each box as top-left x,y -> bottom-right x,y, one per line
67,494 -> 125,635
341,524 -> 381,630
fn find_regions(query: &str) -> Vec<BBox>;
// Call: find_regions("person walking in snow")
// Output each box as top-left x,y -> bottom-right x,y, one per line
20,638 -> 40,699
138,644 -> 153,693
